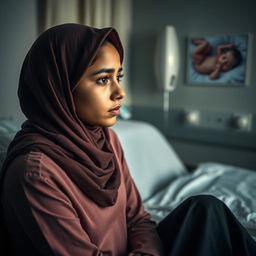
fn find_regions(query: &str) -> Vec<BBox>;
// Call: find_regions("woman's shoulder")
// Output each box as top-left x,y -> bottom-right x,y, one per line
5,150 -> 63,182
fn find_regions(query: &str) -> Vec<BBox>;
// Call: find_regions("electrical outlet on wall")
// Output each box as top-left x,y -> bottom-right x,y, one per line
168,108 -> 256,150
229,114 -> 252,131
182,110 -> 200,126
180,110 -> 252,132
200,111 -> 233,130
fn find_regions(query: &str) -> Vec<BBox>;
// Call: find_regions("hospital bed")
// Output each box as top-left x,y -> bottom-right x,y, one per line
112,120 -> 256,240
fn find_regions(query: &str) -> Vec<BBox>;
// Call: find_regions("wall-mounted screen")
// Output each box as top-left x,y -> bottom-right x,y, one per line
186,33 -> 252,87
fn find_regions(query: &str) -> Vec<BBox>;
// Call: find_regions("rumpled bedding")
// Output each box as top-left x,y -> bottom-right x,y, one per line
144,162 -> 256,240
0,120 -> 18,169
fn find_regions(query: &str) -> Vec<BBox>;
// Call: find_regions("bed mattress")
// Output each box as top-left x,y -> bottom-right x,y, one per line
144,162 -> 256,240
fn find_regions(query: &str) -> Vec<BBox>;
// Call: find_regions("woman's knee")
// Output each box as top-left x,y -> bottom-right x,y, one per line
185,194 -> 225,210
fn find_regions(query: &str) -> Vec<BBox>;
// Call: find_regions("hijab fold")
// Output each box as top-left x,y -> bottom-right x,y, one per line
1,23 -> 124,207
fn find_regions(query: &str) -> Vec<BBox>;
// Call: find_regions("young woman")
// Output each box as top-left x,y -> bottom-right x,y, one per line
1,23 -> 256,256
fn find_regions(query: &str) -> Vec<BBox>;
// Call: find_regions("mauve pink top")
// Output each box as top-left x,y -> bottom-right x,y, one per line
2,129 -> 163,256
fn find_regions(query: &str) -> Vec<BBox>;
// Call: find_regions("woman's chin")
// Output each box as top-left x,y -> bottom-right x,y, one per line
102,116 -> 118,127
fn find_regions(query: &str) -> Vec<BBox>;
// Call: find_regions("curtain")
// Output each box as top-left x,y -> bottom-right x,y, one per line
38,0 -> 132,105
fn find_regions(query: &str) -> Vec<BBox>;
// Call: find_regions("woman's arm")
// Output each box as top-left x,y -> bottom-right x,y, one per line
122,158 -> 164,256
7,169 -> 106,256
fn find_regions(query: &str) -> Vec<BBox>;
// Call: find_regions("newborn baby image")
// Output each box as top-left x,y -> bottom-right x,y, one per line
191,38 -> 242,80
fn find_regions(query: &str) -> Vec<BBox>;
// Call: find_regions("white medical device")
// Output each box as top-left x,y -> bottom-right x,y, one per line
155,25 -> 180,92
155,25 -> 180,132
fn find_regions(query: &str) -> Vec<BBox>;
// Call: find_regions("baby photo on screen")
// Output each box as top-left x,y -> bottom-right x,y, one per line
186,34 -> 250,86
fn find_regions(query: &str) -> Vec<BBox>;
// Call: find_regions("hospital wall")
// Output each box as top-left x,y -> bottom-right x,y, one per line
0,0 -> 37,124
130,0 -> 256,169
0,0 -> 255,169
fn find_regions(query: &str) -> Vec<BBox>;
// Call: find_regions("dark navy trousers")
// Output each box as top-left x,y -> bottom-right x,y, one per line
157,195 -> 256,256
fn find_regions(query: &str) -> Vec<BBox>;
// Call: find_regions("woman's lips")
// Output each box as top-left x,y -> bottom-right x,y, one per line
109,106 -> 121,115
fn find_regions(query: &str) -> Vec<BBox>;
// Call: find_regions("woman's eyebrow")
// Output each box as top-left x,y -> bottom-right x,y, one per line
91,67 -> 123,76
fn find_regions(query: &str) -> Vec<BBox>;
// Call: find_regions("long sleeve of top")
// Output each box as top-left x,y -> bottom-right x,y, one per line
1,129 -> 163,256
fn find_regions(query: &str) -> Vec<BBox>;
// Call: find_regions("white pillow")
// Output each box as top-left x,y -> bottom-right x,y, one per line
112,120 -> 188,201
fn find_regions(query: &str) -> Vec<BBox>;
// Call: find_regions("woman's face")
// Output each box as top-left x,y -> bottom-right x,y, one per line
73,42 -> 125,127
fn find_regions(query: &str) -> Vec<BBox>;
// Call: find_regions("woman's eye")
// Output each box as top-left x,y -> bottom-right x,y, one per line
117,74 -> 124,82
96,77 -> 109,85
96,74 -> 124,86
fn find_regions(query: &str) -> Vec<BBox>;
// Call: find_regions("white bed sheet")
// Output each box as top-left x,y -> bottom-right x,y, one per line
144,162 -> 256,240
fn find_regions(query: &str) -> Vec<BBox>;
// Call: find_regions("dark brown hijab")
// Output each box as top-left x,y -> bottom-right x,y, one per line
2,23 -> 124,207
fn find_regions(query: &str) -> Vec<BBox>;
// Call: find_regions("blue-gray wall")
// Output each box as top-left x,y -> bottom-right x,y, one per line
0,0 -> 255,169
130,0 -> 256,169
0,0 -> 37,125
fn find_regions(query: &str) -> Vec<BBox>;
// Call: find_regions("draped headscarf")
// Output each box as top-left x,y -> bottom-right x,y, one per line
1,23 -> 124,207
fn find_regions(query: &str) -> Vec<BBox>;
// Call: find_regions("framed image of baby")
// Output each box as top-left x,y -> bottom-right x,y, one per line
186,33 -> 252,86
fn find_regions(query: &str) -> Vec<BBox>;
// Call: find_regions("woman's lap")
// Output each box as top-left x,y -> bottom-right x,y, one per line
157,195 -> 256,256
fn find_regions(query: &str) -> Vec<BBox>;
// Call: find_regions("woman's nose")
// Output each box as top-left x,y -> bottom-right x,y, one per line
111,83 -> 126,100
